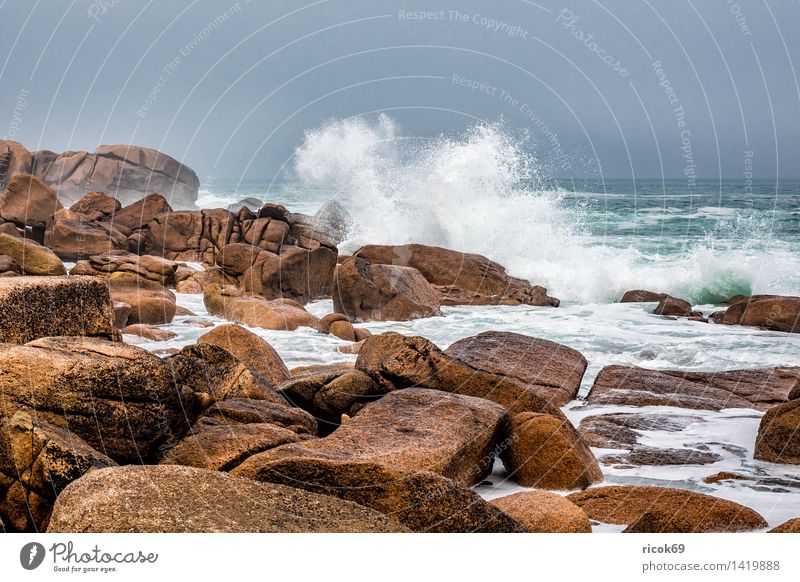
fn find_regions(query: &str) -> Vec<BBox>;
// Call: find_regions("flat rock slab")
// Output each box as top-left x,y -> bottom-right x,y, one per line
445,331 -> 587,407
47,465 -> 408,533
232,388 -> 508,486
567,485 -> 767,532
586,365 -> 800,411
579,412 -> 703,449
0,276 -> 114,343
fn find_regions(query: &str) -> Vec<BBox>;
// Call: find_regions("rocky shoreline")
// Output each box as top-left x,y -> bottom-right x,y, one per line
1,164 -> 800,533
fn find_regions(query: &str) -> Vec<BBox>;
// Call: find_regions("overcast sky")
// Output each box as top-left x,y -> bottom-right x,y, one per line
1,0 -> 798,182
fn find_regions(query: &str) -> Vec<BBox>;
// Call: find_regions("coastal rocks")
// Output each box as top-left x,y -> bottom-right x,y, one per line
70,251 -> 180,286
489,491 -> 592,533
167,344 -> 282,404
332,257 -> 442,322
578,412 -> 702,449
769,518 -> 800,533
195,398 -> 317,436
69,191 -> 121,221
240,245 -> 337,304
714,295 -> 800,333
46,209 -> 128,260
121,324 -> 177,341
601,447 -> 721,467
0,255 -> 20,276
240,216 -> 289,252
586,365 -> 800,411
197,324 -> 290,387
0,412 -> 117,531
502,412 -> 602,490
236,388 -> 508,486
231,458 -> 524,533
107,272 -> 176,325
276,369 -> 385,434
567,486 -> 767,532
620,289 -> 668,302
46,465 -> 408,533
28,145 -> 199,208
0,233 -> 66,275
354,243 -> 559,307
445,331 -> 587,408
203,284 -> 318,330
0,276 -> 115,343
109,193 -> 173,231
0,173 -> 61,231
217,243 -> 274,277
143,210 -> 231,263
159,423 -> 303,472
652,295 -> 703,319
0,337 -> 193,463
754,399 -> 800,464
355,332 -> 565,417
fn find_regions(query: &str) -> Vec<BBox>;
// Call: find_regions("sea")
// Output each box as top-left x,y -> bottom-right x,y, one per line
131,117 -> 800,530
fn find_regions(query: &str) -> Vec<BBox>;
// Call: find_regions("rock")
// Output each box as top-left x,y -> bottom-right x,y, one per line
754,399 -> 800,464
160,424 -> 303,471
355,332 -> 566,417
110,193 -> 173,230
445,331 -> 587,408
489,491 -> 592,533
203,284 -> 318,330
197,324 -> 290,387
0,174 -> 61,230
329,320 -> 357,341
652,295 -> 701,318
237,388 -> 508,485
0,140 -> 34,182
231,458 -> 523,532
567,485 -> 767,532
587,365 -> 800,411
121,324 -> 177,341
107,272 -> 176,325
227,197 -> 262,213
0,254 -> 20,275
354,243 -> 559,306
715,295 -> 800,333
217,242 -> 274,277
69,191 -> 121,221
47,465 -> 408,533
0,412 -> 117,531
578,413 -> 702,449
601,447 -> 721,467
318,312 -> 350,333
240,245 -> 337,304
176,266 -> 237,293
240,216 -> 289,252
703,471 -> 751,484
31,145 -> 198,208
338,340 -> 366,354
0,276 -> 115,343
309,198 -> 352,245
46,209 -> 128,260
620,289 -> 668,302
768,518 -> 800,533
332,257 -> 442,322
0,337 -> 193,463
0,233 -> 65,275
71,250 -> 180,286
276,369 -> 384,434
168,343 -> 282,405
502,412 -> 602,490
112,300 -> 131,328
195,398 -> 317,436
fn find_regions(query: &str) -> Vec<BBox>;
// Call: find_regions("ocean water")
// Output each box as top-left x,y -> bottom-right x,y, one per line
140,117 -> 800,529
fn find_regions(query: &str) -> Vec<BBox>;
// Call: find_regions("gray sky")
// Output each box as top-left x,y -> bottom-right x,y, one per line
1,0 -> 798,181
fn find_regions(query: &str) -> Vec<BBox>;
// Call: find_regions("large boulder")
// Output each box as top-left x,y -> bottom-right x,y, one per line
45,208 -> 128,260
445,331 -> 587,408
231,458 -> 524,532
143,209 -> 241,263
47,465 -> 408,532
354,243 -> 559,306
31,145 -> 199,208
0,233 -> 66,275
619,289 -> 668,302
234,388 -> 508,486
107,272 -> 176,324
69,191 -> 121,221
754,399 -> 800,464
714,295 -> 800,333
0,276 -> 115,343
195,398 -> 317,436
586,365 -> 800,411
203,284 -> 318,330
0,337 -> 193,463
355,332 -> 566,417
567,485 -> 767,532
159,423 -> 303,471
502,412 -> 602,490
70,250 -> 180,286
216,242 -> 274,277
0,173 -> 62,230
489,491 -> 592,533
0,412 -> 117,532
109,193 -> 173,231
240,245 -> 337,304
332,257 -> 442,322
0,140 -> 34,183
197,323 -> 290,386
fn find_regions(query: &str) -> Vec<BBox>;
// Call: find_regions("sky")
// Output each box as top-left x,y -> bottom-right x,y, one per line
1,0 -> 798,182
